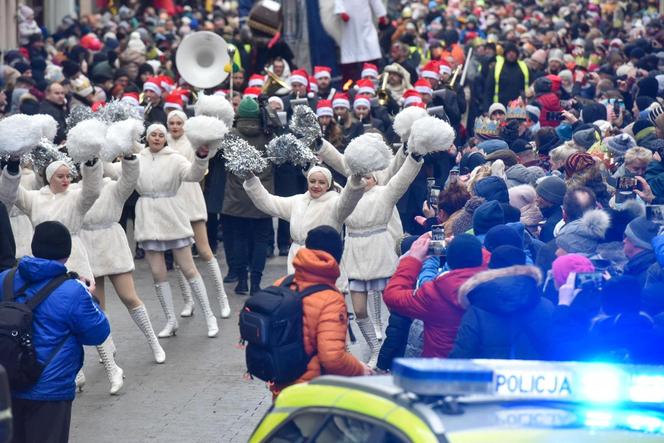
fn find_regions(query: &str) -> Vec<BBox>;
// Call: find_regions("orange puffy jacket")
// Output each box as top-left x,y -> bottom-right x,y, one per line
271,248 -> 365,396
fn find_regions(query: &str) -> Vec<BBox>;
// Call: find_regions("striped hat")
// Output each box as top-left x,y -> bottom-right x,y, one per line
361,63 -> 379,78
353,95 -> 372,110
289,69 -> 308,86
143,76 -> 162,95
356,78 -> 376,95
316,99 -> 334,117
248,74 -> 265,87
414,79 -> 433,96
332,92 -> 350,109
402,89 -> 423,107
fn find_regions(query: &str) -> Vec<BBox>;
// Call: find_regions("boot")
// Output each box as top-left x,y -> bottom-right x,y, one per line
176,267 -> 194,317
234,271 -> 249,295
356,317 -> 379,368
129,305 -> 166,363
96,335 -> 124,395
205,258 -> 230,318
98,334 -> 117,363
372,291 -> 384,342
155,282 -> 178,338
189,275 -> 219,337
134,245 -> 145,260
250,273 -> 262,297
223,270 -> 239,283
75,370 -> 85,392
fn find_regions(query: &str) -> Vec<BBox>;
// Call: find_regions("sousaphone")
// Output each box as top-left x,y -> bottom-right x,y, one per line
176,31 -> 231,89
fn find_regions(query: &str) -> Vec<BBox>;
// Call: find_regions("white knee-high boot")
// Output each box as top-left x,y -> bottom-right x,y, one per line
96,335 -> 124,395
189,275 -> 219,337
176,267 -> 194,317
129,305 -> 166,363
155,282 -> 178,338
204,258 -> 230,318
356,317 -> 379,368
372,291 -> 384,341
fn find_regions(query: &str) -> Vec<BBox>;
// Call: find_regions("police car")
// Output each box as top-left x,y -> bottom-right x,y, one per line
248,359 -> 664,442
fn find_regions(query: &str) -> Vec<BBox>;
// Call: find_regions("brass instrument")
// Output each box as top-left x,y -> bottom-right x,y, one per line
262,70 -> 291,96
175,31 -> 231,89
448,64 -> 463,90
377,73 -> 390,106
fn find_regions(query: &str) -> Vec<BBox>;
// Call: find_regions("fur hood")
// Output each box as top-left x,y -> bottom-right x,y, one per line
458,265 -> 542,310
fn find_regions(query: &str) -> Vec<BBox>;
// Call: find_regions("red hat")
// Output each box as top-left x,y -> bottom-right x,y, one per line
314,66 -> 332,80
80,33 -> 102,51
121,91 -> 140,106
546,74 -> 561,92
316,99 -> 334,117
361,63 -> 379,78
164,92 -> 184,110
248,74 -> 265,87
332,92 -> 350,109
439,61 -> 452,77
309,76 -> 319,92
289,69 -> 309,86
353,94 -> 372,110
356,78 -> 376,95
91,101 -> 106,112
414,79 -> 433,96
214,89 -> 229,97
402,89 -> 423,107
143,76 -> 163,95
159,75 -> 175,93
421,61 -> 440,80
243,87 -> 262,98
411,102 -> 426,109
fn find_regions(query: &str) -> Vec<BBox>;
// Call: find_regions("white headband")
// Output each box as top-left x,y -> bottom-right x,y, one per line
146,123 -> 167,137
167,110 -> 188,124
45,160 -> 69,183
307,166 -> 332,188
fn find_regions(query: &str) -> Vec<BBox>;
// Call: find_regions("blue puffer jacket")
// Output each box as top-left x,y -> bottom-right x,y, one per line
0,256 -> 110,401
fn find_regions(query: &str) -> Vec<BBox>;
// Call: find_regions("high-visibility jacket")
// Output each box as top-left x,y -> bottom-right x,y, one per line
493,56 -> 529,103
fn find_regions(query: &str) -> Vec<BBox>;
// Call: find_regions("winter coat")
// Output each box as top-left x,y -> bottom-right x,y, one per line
271,248 -> 365,396
1,162 -> 102,281
9,169 -> 39,258
332,0 -> 386,64
534,93 -> 563,128
539,205 -> 563,243
645,160 -> 664,204
134,146 -> 209,242
222,118 -> 274,219
376,311 -> 412,371
144,103 -> 167,126
343,155 -> 423,281
80,157 -> 139,277
167,134 -> 208,222
38,100 -> 68,144
203,151 -> 227,214
485,60 -> 529,109
0,257 -> 109,401
450,265 -> 554,360
384,256 -> 485,358
243,175 -> 364,274
623,250 -> 657,289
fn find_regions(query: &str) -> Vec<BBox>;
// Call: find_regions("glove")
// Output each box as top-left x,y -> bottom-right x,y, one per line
378,16 -> 389,26
339,12 -> 350,22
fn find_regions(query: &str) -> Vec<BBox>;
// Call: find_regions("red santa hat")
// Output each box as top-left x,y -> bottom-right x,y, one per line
439,61 -> 452,77
414,79 -> 433,96
121,91 -> 140,107
402,89 -> 423,107
316,99 -> 334,117
356,78 -> 376,95
159,75 -> 176,93
248,74 -> 265,88
243,86 -> 262,99
309,76 -> 319,93
314,66 -> 332,80
164,91 -> 184,111
421,61 -> 440,80
353,94 -> 372,110
289,69 -> 309,86
361,63 -> 379,79
268,96 -> 284,109
214,89 -> 229,97
332,92 -> 350,109
143,76 -> 162,95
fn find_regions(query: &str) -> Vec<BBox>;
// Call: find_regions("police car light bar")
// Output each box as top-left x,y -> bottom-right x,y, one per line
392,359 -> 664,405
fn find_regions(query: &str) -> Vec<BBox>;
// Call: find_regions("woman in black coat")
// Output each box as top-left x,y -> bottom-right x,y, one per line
0,202 -> 16,271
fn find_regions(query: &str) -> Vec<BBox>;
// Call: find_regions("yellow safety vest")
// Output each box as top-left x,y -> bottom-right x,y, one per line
493,56 -> 529,103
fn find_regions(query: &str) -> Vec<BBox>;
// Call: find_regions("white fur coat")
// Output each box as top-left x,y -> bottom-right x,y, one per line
167,134 -> 208,222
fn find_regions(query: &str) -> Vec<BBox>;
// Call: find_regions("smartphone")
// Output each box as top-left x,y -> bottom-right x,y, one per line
574,272 -> 604,290
617,176 -> 639,192
429,185 -> 441,209
646,205 -> 664,225
426,177 -> 436,193
449,169 -> 459,183
428,224 -> 446,256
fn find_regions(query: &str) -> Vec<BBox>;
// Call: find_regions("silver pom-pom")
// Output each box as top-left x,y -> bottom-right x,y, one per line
289,105 -> 322,147
96,99 -> 142,124
66,106 -> 95,131
23,138 -> 78,179
223,136 -> 268,177
266,134 -> 316,167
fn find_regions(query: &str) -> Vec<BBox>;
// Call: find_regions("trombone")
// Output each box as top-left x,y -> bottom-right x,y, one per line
377,73 -> 390,106
262,70 -> 291,96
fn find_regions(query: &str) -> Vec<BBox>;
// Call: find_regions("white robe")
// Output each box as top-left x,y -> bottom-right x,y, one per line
167,134 -> 208,222
333,0 -> 386,64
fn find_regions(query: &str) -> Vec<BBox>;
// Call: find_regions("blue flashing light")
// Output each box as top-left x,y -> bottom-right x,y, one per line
392,359 -> 493,396
584,411 -> 613,428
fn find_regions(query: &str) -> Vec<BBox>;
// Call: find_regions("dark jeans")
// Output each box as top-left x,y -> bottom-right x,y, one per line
277,219 -> 291,250
222,215 -> 272,284
206,212 -> 220,254
11,397 -> 72,443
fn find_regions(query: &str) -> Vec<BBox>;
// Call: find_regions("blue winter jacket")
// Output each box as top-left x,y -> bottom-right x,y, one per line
0,256 -> 110,401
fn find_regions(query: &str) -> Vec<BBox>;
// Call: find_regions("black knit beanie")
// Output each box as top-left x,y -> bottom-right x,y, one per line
305,225 -> 343,263
31,221 -> 72,260
446,234 -> 483,270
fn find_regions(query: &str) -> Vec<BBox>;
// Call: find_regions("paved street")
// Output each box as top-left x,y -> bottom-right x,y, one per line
69,247 -> 375,443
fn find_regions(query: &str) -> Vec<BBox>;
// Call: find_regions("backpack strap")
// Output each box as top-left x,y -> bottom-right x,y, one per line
23,273 -> 74,310
1,268 -> 18,302
279,274 -> 296,289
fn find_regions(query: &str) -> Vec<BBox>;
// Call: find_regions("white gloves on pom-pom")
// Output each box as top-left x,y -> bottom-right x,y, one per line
66,119 -> 108,163
184,115 -> 229,157
343,133 -> 393,176
195,93 -> 235,128
100,119 -> 145,162
407,116 -> 456,155
0,114 -> 45,157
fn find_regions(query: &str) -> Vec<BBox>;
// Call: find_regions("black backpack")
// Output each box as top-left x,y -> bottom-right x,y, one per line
239,275 -> 333,384
0,268 -> 74,390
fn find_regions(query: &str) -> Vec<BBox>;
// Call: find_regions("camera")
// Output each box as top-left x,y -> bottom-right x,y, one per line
617,176 -> 641,192
428,224 -> 446,256
574,272 -> 605,290
428,185 -> 441,209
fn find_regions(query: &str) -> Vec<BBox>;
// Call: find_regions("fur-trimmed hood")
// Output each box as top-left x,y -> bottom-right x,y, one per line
458,265 -> 542,313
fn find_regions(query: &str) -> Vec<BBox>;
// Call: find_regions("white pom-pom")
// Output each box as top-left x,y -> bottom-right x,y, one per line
343,133 -> 392,176
100,119 -> 144,162
407,116 -> 456,155
393,106 -> 428,142
195,93 -> 235,128
31,114 -> 58,142
67,119 -> 108,162
184,115 -> 229,156
0,114 -> 42,156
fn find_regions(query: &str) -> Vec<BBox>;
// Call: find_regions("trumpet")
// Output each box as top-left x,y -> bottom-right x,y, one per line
377,73 -> 390,106
447,65 -> 463,90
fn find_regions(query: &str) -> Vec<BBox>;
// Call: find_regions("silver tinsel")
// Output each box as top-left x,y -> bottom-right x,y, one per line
95,99 -> 142,124
66,106 -> 95,131
222,136 -> 268,177
22,137 -> 78,179
289,105 -> 321,147
266,134 -> 316,167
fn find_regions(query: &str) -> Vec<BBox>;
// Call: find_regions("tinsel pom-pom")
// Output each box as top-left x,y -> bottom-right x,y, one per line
343,133 -> 392,176
31,114 -> 58,142
101,119 -> 145,162
184,115 -> 229,155
222,136 -> 268,177
408,116 -> 456,155
66,119 -> 108,163
393,106 -> 428,142
0,114 -> 42,157
266,134 -> 316,167
66,106 -> 95,131
289,105 -> 322,147
95,99 -> 142,124
195,93 -> 235,128
23,138 -> 78,179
